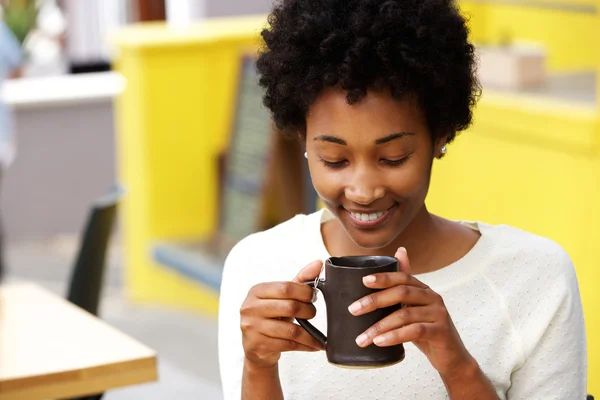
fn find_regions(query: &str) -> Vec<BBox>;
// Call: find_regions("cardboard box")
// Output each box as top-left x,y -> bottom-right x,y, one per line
477,42 -> 547,90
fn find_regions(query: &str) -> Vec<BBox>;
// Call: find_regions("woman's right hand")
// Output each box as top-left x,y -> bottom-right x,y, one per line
240,260 -> 325,369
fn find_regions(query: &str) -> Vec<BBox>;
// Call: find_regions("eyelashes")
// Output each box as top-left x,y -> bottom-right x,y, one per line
320,159 -> 347,169
319,155 -> 411,169
381,157 -> 409,167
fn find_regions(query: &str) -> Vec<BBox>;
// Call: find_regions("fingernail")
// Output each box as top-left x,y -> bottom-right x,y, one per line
348,302 -> 361,315
373,336 -> 386,345
399,247 -> 407,253
355,334 -> 368,346
363,275 -> 376,284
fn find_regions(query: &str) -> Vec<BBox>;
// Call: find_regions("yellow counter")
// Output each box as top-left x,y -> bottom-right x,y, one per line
112,15 -> 267,316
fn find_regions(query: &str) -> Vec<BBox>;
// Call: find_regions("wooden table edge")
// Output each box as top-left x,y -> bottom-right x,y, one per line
0,354 -> 158,399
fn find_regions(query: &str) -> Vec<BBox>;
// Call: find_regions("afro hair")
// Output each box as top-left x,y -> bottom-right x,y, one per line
256,0 -> 480,143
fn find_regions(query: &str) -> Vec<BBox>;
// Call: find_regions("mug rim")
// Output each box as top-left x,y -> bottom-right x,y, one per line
326,255 -> 398,269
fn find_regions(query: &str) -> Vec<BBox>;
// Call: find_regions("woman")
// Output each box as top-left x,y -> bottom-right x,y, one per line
218,0 -> 587,398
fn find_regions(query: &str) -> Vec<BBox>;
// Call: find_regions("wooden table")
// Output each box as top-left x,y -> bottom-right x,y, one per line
0,283 -> 158,400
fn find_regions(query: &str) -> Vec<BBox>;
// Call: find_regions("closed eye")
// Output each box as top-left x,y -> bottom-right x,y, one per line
320,156 -> 411,168
381,156 -> 410,167
319,158 -> 347,169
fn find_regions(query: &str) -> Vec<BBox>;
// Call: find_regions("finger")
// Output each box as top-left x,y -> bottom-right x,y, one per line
362,271 -> 428,290
254,299 -> 317,319
259,319 -> 325,350
348,285 -> 432,316
372,322 -> 439,347
355,305 -> 441,348
292,260 -> 324,283
394,247 -> 412,275
252,282 -> 315,303
257,334 -> 322,353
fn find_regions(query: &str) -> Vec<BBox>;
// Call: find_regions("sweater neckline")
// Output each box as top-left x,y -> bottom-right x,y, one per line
311,208 -> 497,290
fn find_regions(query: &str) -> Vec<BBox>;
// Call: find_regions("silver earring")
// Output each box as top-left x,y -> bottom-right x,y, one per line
304,152 -> 308,159
441,145 -> 447,155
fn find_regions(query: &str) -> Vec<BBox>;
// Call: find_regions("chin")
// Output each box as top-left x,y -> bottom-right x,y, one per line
343,227 -> 398,252
327,204 -> 405,252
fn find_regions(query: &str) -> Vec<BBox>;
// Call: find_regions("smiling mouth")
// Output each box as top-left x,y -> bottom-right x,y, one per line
345,205 -> 396,227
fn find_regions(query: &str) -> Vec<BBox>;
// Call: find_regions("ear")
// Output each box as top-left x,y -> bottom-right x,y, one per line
297,129 -> 308,141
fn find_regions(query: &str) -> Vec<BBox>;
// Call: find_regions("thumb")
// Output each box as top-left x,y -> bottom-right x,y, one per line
394,247 -> 412,275
292,260 -> 324,283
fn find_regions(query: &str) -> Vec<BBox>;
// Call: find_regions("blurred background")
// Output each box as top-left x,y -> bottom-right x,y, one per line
0,0 -> 598,399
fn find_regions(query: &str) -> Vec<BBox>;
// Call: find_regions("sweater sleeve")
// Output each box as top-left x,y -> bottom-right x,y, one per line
218,235 -> 261,400
505,247 -> 587,399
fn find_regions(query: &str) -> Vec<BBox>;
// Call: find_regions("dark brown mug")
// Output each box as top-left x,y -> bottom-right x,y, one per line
296,256 -> 405,369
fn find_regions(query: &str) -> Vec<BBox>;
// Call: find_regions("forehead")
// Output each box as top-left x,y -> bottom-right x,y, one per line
306,87 -> 429,140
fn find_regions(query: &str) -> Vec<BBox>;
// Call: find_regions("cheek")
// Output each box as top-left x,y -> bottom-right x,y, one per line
309,165 -> 345,203
391,160 -> 432,199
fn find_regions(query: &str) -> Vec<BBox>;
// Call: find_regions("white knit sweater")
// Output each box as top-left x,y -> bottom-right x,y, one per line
218,209 -> 587,399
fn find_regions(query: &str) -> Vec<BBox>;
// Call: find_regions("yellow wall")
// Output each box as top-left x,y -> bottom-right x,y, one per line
459,1 -> 488,43
461,0 -> 599,72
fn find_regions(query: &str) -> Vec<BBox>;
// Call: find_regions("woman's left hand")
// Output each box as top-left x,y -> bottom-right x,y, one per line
348,247 -> 476,379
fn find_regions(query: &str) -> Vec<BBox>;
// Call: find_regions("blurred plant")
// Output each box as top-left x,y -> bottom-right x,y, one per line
1,0 -> 39,45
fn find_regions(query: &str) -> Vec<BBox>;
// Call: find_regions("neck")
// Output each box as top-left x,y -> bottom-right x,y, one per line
390,205 -> 445,273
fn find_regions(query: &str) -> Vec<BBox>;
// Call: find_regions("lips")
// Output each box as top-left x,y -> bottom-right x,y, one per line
348,211 -> 385,222
345,205 -> 396,228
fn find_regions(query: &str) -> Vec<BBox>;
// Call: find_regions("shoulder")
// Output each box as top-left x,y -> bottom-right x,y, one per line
476,222 -> 580,322
477,222 -> 582,333
478,222 -> 576,282
476,223 -> 586,377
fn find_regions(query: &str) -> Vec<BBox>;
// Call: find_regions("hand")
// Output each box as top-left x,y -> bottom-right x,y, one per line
348,248 -> 474,378
240,260 -> 325,369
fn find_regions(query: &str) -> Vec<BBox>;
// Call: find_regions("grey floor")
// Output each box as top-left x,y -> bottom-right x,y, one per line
4,236 -> 224,399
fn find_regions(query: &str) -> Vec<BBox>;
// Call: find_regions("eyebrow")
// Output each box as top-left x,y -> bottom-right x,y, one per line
375,132 -> 416,144
314,132 -> 416,146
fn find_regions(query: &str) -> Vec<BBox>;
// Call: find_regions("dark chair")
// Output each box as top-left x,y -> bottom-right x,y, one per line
65,185 -> 124,400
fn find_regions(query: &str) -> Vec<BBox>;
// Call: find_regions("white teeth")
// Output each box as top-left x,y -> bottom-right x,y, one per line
350,211 -> 385,222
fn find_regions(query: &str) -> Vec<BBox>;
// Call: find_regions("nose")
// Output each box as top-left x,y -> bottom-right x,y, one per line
344,172 -> 385,205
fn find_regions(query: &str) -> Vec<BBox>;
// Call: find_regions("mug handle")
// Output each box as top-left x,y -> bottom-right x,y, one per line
295,279 -> 327,348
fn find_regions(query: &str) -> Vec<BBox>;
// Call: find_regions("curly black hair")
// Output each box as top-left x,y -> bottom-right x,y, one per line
256,0 -> 480,144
